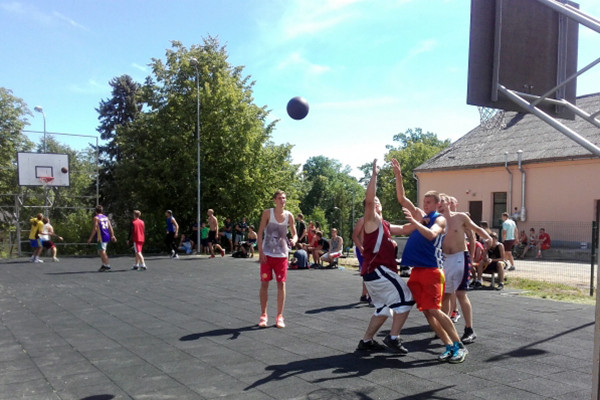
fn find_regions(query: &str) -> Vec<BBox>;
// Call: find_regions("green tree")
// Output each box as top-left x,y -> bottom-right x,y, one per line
100,38 -> 299,247
0,88 -> 33,193
299,156 -> 363,244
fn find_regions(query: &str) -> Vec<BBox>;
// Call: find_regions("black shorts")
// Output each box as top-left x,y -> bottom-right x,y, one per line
42,240 -> 54,249
208,230 -> 217,243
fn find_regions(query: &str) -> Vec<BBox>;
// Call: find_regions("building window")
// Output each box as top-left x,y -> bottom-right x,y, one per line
492,192 -> 507,228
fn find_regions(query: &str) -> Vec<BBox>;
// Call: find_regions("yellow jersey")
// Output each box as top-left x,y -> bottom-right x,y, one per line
29,218 -> 44,240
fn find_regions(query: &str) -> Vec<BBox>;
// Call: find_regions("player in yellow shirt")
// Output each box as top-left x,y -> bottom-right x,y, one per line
29,213 -> 45,263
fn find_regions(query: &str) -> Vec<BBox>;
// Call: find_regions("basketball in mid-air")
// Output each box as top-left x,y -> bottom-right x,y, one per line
61,167 -> 68,173
286,96 -> 309,120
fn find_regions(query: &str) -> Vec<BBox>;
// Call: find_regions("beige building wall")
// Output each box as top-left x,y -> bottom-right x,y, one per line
415,158 -> 600,243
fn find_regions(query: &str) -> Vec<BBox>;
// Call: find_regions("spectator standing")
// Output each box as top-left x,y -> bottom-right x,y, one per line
165,210 -> 179,259
296,213 -> 308,244
501,212 -> 518,270
235,217 -> 248,250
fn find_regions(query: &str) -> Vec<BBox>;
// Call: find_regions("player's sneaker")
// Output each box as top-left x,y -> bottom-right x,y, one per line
257,314 -> 268,328
221,249 -> 225,257
450,310 -> 461,323
173,253 -> 179,259
140,265 -> 147,271
461,327 -> 477,344
98,265 -> 111,272
276,314 -> 285,328
52,257 -> 59,262
438,344 -> 454,362
449,344 -> 468,364
356,339 -> 386,352
383,335 -> 408,354
132,265 -> 139,270
34,258 -> 44,263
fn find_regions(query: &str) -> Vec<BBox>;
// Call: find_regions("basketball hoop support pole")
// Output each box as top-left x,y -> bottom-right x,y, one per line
498,85 -> 600,157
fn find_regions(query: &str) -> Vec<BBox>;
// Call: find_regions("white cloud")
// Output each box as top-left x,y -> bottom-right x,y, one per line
1,1 -> 88,30
275,52 -> 331,75
68,79 -> 106,94
131,63 -> 147,73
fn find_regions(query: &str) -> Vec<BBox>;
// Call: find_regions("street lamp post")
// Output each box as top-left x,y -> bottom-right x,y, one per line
333,206 -> 342,239
190,57 -> 202,253
34,106 -> 46,153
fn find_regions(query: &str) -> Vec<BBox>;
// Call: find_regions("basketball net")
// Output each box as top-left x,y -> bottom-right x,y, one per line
39,176 -> 54,187
477,106 -> 506,131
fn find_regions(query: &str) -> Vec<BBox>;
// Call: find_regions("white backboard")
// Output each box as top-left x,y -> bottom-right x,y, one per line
17,152 -> 70,187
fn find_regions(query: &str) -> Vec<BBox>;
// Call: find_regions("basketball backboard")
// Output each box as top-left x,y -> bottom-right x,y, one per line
467,0 -> 579,119
17,152 -> 70,187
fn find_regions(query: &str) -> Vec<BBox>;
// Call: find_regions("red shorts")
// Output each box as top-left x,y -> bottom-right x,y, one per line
133,242 -> 144,253
540,243 -> 550,251
260,256 -> 288,282
407,267 -> 445,311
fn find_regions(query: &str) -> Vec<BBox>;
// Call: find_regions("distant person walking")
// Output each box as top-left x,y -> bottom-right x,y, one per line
501,212 -> 518,270
127,210 -> 146,270
87,205 -> 116,272
165,210 -> 179,259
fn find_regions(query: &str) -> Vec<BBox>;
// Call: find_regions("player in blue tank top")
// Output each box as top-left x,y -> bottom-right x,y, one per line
392,158 -> 468,364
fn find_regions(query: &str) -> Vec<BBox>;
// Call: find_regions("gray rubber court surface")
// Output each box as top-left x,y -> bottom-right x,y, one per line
0,254 -> 594,399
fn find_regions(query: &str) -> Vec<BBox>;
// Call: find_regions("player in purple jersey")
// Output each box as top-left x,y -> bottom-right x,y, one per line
87,205 -> 117,272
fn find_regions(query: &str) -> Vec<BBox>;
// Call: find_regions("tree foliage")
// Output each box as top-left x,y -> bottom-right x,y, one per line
0,88 -> 33,194
299,156 -> 364,244
97,38 -> 298,244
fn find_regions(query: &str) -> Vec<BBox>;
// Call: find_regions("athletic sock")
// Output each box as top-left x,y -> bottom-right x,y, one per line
390,335 -> 398,340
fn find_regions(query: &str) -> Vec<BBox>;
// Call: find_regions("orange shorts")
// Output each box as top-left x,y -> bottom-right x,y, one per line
406,267 -> 445,311
260,256 -> 288,282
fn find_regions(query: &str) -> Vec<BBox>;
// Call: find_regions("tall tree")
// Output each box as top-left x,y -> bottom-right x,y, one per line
101,38 -> 299,241
0,88 -> 33,194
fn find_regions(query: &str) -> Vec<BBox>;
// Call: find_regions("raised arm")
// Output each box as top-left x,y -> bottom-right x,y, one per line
363,159 -> 382,233
392,158 -> 423,219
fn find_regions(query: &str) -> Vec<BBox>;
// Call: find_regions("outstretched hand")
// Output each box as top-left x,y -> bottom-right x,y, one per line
372,159 -> 379,176
392,158 -> 402,177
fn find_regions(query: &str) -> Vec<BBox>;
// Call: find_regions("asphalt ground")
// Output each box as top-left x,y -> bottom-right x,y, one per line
0,253 -> 595,399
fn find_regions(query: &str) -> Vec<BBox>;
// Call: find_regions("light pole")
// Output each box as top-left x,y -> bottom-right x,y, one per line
190,57 -> 201,253
34,106 -> 46,153
333,206 -> 342,239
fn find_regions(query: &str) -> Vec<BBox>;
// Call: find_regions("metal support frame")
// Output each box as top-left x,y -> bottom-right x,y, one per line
490,4 -> 600,396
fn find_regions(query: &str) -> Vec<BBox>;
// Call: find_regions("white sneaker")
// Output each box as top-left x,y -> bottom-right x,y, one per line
34,258 -> 44,263
173,254 -> 179,259
170,250 -> 175,258
52,257 -> 59,262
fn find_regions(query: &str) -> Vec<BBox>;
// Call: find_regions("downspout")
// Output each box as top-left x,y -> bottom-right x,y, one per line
517,150 -> 526,222
504,152 -> 513,217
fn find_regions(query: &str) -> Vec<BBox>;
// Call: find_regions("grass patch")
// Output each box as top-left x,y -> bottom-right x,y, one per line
508,277 -> 595,305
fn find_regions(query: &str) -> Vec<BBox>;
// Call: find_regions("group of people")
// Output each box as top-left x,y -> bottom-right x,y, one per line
28,213 -> 63,263
516,227 -> 552,259
254,159 -> 492,364
292,214 -> 344,269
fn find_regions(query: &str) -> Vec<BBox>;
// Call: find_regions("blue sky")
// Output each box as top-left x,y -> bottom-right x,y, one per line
2,0 -> 599,177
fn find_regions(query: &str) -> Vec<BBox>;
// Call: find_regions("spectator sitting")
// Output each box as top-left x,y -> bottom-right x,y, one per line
321,228 -> 343,268
536,228 -> 551,258
474,232 -> 505,290
513,229 -> 528,258
290,243 -> 309,269
467,240 -> 485,285
178,234 -> 195,254
305,228 -> 319,262
310,231 -> 329,268
246,225 -> 257,258
518,228 -> 536,259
